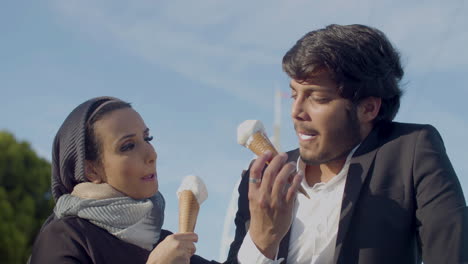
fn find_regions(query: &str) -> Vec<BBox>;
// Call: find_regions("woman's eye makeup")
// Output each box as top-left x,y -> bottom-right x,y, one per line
120,142 -> 135,152
119,133 -> 153,151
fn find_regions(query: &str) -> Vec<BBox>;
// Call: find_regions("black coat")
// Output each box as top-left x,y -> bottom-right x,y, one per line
30,216 -> 216,264
226,122 -> 468,264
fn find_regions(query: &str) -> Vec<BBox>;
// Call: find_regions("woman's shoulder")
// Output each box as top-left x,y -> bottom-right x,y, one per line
32,216 -> 151,263
45,215 -> 92,228
40,215 -> 104,241
30,216 -> 95,263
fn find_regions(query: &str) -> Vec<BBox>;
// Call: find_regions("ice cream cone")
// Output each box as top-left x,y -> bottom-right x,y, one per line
178,190 -> 200,233
238,120 -> 310,199
247,132 -> 279,157
249,132 -> 309,199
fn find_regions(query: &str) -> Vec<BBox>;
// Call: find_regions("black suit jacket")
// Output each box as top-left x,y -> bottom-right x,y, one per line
226,122 -> 468,264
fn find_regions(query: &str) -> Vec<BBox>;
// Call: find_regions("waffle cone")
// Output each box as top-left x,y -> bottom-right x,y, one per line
247,132 -> 279,157
178,190 -> 200,233
247,132 -> 310,199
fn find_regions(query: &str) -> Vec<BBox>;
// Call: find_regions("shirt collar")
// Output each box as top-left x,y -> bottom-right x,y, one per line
296,144 -> 360,190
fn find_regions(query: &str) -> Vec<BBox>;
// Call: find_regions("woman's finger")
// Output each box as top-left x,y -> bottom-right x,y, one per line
173,232 -> 198,242
188,243 -> 196,256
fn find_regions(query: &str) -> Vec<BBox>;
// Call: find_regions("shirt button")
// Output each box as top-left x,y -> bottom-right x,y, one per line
317,224 -> 325,232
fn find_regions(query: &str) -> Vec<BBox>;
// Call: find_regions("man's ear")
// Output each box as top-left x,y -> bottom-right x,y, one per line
357,97 -> 382,123
85,160 -> 103,184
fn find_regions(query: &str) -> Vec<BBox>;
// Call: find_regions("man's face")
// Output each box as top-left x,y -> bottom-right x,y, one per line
290,71 -> 362,165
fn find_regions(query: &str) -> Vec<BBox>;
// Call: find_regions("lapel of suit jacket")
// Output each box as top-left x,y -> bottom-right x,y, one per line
277,149 -> 300,262
333,125 -> 381,264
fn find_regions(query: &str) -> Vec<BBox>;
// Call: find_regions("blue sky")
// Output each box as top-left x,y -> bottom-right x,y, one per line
1,0 -> 467,261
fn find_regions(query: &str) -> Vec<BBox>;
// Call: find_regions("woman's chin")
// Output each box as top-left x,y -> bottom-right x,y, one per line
129,186 -> 158,200
146,184 -> 159,198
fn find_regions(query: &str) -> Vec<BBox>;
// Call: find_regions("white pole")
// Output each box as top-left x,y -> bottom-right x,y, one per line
274,89 -> 281,152
218,177 -> 241,261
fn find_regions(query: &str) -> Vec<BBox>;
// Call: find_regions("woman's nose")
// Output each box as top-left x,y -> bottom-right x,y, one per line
146,144 -> 157,165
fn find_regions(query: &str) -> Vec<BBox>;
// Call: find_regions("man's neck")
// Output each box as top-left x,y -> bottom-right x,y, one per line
301,124 -> 372,187
303,158 -> 346,186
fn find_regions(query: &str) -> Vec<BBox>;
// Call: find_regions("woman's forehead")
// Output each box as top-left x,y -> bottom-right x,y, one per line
94,108 -> 147,141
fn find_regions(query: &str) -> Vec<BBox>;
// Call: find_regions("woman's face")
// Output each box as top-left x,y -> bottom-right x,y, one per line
89,107 -> 158,199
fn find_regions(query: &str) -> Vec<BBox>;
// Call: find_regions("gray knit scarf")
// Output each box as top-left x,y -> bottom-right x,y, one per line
54,185 -> 165,250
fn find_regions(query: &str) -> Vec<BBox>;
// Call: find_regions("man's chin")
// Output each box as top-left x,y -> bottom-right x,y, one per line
299,148 -> 322,165
299,146 -> 347,164
300,147 -> 354,166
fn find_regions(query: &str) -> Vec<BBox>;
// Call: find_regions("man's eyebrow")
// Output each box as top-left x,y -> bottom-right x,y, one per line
289,83 -> 328,92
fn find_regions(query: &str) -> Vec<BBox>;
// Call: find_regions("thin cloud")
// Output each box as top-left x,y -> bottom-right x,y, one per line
51,0 -> 279,109
379,1 -> 468,72
50,0 -> 468,90
49,0 -> 468,178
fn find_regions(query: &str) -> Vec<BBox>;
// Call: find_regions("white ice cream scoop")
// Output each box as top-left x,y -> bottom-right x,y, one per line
176,175 -> 208,205
177,175 -> 208,233
237,119 -> 266,147
237,119 -> 279,157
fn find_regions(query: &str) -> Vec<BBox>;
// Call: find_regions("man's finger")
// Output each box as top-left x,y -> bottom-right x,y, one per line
260,153 -> 288,194
271,162 -> 296,203
249,151 -> 272,190
286,171 -> 304,203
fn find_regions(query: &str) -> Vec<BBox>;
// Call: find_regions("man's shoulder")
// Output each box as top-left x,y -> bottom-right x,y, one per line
285,148 -> 300,162
380,121 -> 434,130
376,121 -> 439,139
355,121 -> 441,157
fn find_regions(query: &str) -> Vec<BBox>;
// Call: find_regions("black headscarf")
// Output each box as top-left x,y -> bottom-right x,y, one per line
51,96 -> 121,201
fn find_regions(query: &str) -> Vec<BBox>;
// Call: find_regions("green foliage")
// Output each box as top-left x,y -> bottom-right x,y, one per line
0,131 -> 54,264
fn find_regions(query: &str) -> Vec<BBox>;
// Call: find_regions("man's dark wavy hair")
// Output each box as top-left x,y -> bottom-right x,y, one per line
282,24 -> 404,122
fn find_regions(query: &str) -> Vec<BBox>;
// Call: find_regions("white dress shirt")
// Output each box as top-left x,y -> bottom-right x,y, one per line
238,147 -> 358,264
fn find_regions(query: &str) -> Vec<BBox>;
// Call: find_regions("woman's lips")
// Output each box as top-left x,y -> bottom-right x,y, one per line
142,173 -> 156,181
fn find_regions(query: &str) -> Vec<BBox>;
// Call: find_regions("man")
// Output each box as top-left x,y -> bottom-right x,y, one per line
226,24 -> 468,264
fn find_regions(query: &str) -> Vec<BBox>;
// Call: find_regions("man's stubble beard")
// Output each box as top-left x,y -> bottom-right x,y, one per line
300,106 -> 361,166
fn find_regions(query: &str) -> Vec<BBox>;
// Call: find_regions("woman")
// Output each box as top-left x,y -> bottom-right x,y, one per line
30,97 -> 214,264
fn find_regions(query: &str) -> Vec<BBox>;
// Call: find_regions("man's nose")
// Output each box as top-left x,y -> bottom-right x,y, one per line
291,97 -> 307,121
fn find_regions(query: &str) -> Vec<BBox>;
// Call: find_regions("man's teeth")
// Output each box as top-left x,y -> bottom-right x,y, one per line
299,133 -> 314,140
